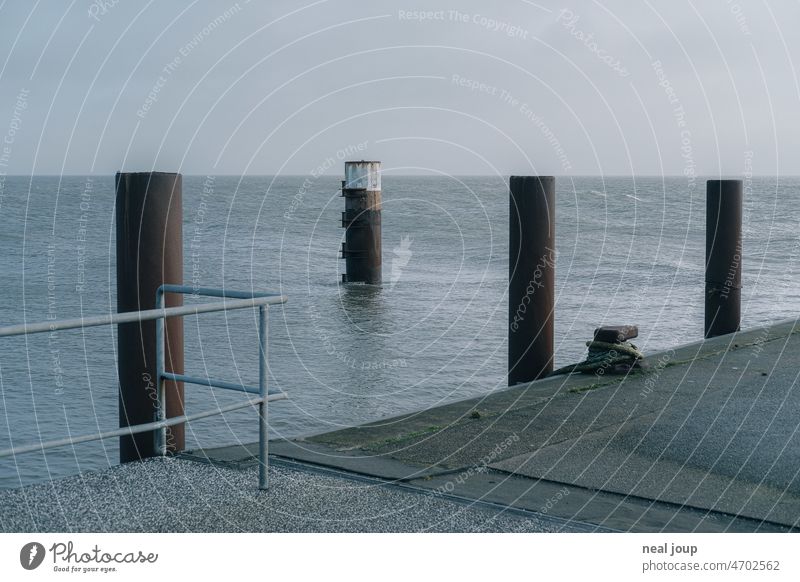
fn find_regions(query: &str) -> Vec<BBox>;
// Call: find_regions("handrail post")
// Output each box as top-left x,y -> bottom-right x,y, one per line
258,305 -> 269,490
155,288 -> 167,456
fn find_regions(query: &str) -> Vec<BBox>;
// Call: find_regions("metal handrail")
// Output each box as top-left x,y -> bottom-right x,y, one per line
0,286 -> 288,490
0,295 -> 286,338
155,285 -> 279,489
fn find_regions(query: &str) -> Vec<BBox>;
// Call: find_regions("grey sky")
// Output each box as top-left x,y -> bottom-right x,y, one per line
1,0 -> 798,176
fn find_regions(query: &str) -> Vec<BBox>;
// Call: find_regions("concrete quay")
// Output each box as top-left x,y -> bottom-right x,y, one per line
258,319 -> 800,532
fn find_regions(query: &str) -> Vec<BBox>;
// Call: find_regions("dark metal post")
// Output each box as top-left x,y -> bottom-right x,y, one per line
340,161 -> 382,284
116,172 -> 184,462
705,179 -> 742,338
508,176 -> 555,385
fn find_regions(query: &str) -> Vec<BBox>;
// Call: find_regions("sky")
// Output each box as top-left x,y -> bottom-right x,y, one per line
1,0 -> 799,176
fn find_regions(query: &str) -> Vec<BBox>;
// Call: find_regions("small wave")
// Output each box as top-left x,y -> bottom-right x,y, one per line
589,190 -> 606,197
625,194 -> 643,202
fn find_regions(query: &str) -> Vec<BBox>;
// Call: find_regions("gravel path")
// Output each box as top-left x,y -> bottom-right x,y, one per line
0,457 -> 579,532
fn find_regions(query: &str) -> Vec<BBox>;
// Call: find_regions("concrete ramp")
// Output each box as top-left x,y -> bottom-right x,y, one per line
264,320 -> 800,531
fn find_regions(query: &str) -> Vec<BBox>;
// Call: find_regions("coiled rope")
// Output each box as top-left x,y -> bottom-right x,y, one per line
551,339 -> 644,376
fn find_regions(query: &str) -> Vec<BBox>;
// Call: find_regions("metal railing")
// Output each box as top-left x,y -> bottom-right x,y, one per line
0,285 -> 288,490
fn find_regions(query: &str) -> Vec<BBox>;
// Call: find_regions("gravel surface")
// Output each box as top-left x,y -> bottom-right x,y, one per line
0,457 -> 577,532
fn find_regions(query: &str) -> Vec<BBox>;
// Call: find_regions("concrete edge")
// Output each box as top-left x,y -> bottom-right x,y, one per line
288,317 -> 800,446
186,440 -> 791,533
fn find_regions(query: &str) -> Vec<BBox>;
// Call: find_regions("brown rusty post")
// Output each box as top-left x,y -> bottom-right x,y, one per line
508,176 -> 555,385
116,172 -> 184,462
340,161 -> 382,284
705,179 -> 742,338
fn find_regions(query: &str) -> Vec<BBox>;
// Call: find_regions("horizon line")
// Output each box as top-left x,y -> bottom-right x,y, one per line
3,173 -> 797,178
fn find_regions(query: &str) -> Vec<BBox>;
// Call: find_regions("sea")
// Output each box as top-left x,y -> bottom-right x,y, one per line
1,174 -> 798,488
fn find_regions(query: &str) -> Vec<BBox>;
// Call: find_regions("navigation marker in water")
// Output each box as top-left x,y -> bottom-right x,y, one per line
340,161 -> 382,285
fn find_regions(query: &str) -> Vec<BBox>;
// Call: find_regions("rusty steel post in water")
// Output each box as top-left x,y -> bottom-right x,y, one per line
705,179 -> 743,338
116,172 -> 184,462
340,161 -> 382,284
508,176 -> 555,385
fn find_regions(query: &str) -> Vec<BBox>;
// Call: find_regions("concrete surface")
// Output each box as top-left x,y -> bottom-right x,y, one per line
260,319 -> 800,532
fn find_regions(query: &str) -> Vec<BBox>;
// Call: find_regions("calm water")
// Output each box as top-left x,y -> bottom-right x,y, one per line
1,175 -> 798,488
